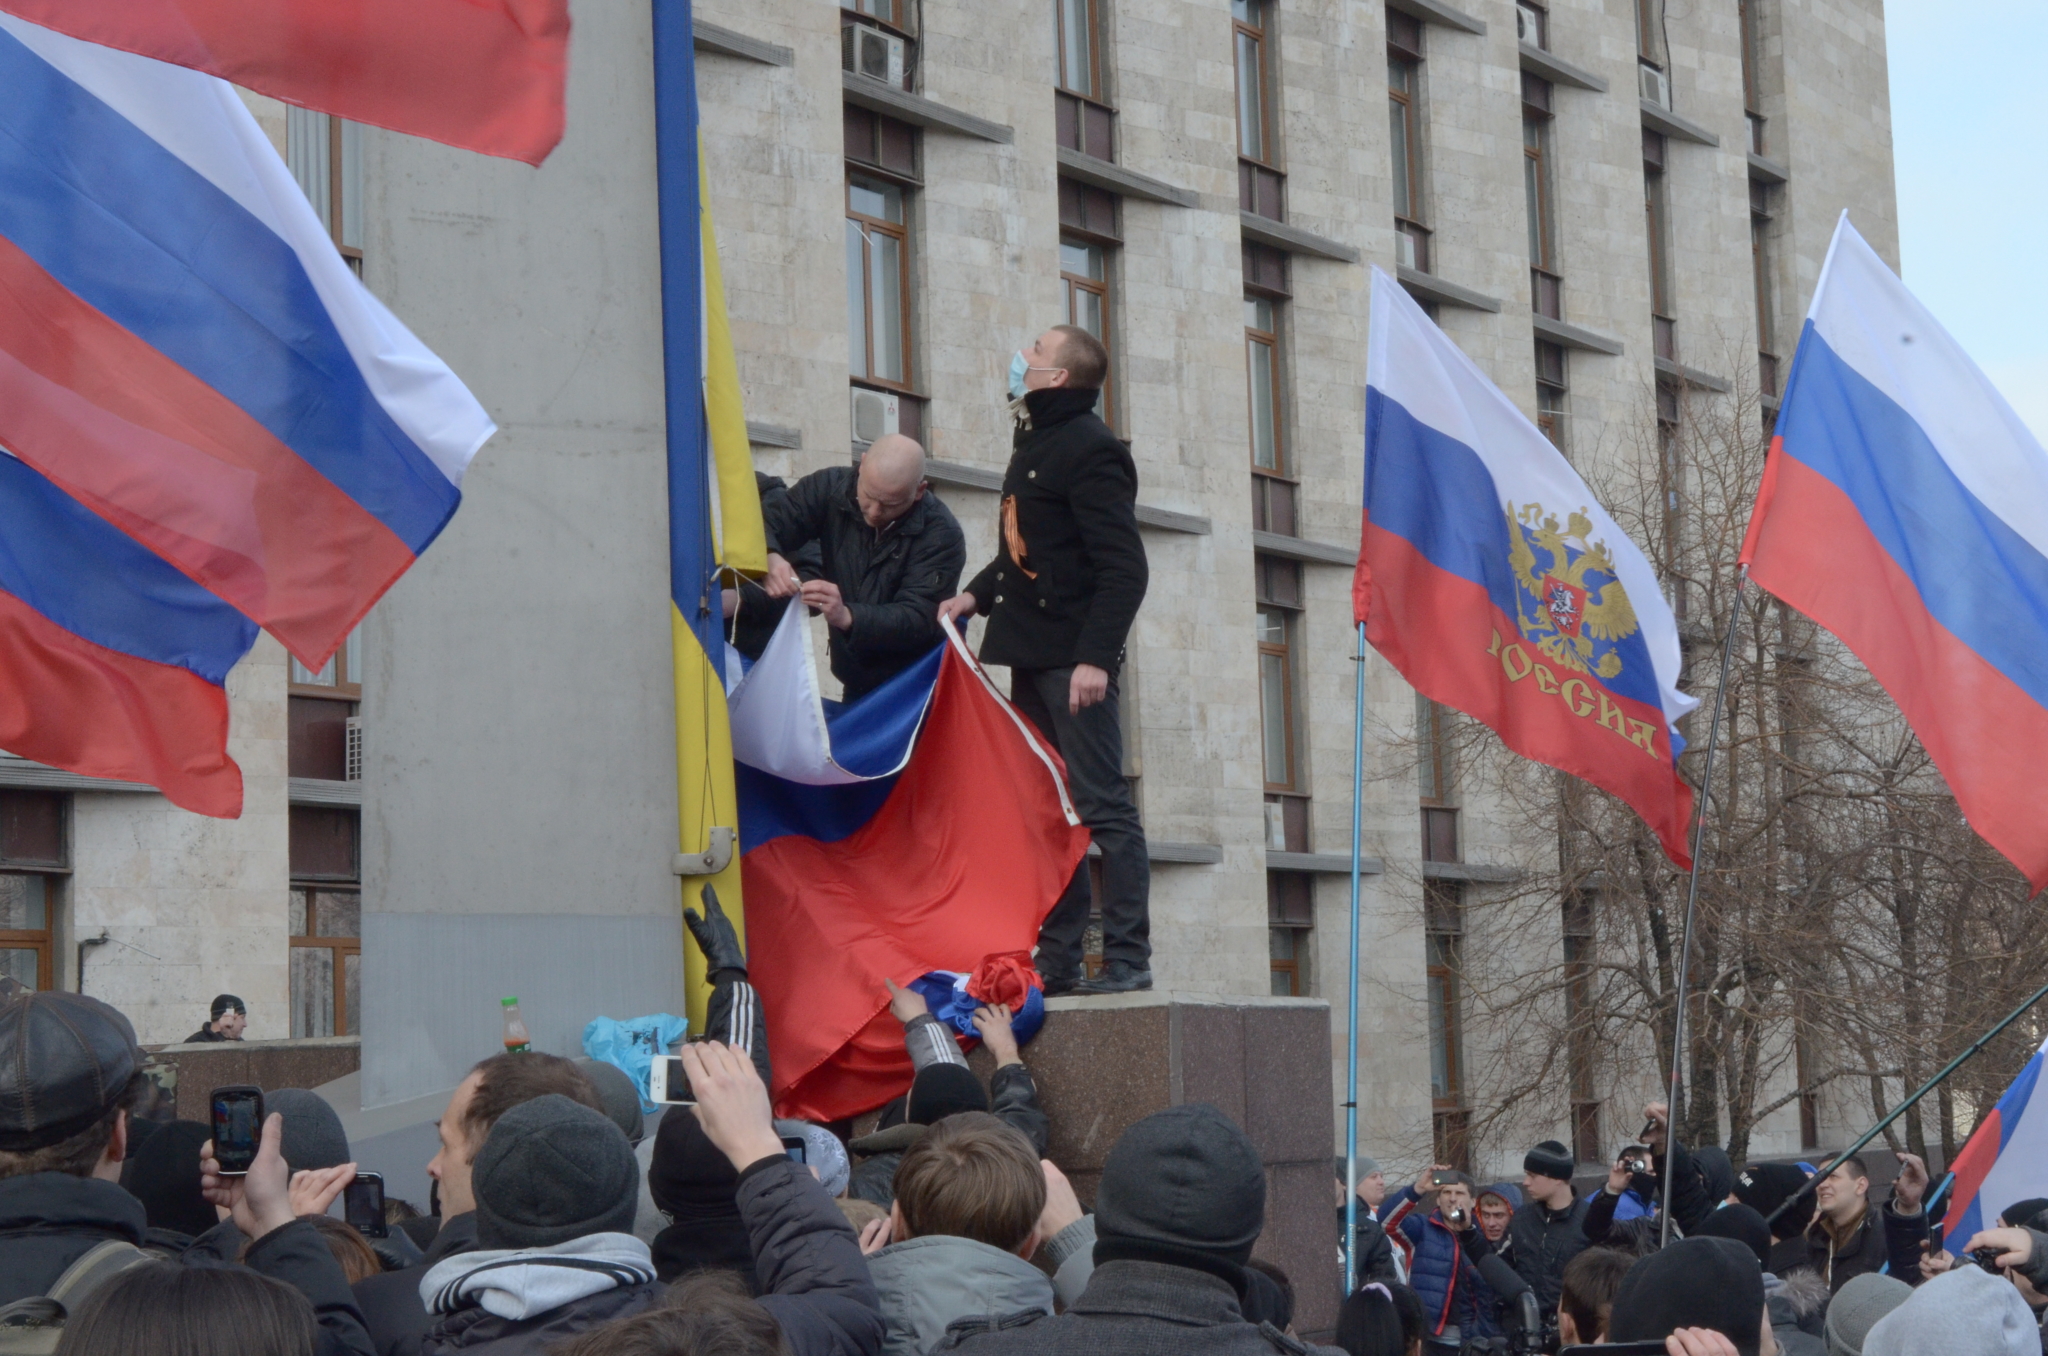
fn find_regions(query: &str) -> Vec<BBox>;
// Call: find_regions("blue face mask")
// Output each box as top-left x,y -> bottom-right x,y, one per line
1008,350 -> 1030,400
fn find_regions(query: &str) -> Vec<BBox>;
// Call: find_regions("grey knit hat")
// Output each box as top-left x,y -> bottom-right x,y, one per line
1864,1265 -> 2037,1356
1095,1103 -> 1264,1266
776,1118 -> 849,1197
267,1088 -> 350,1173
1825,1272 -> 1912,1356
472,1094 -> 639,1249
573,1058 -> 647,1146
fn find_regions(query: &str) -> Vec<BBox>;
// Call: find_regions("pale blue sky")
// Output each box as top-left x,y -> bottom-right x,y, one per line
1889,0 -> 2048,440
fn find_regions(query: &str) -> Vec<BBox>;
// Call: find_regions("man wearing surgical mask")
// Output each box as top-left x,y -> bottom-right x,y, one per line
939,326 -> 1152,996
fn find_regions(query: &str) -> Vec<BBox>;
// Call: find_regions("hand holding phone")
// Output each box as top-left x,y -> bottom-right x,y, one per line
210,1085 -> 265,1176
649,1054 -> 696,1106
345,1172 -> 388,1239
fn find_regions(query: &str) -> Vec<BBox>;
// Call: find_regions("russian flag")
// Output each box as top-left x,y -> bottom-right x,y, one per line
730,606 -> 1089,1123
1741,216 -> 2048,889
1358,268 -> 1699,865
0,16 -> 494,672
1943,1034 -> 2048,1246
0,0 -> 569,166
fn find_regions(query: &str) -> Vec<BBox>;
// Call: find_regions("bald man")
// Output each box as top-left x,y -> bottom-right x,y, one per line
756,435 -> 966,702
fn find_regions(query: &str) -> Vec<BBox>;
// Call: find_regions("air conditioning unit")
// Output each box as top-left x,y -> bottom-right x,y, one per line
344,717 -> 363,782
1638,62 -> 1671,108
850,387 -> 900,444
841,24 -> 906,88
1515,2 -> 1545,47
1264,803 -> 1288,852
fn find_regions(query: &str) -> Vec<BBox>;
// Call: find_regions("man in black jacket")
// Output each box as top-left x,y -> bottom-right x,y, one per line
1511,1140 -> 1589,1314
758,435 -> 965,703
939,325 -> 1151,996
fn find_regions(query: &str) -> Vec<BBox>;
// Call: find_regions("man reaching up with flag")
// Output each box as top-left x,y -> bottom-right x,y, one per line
940,325 -> 1151,996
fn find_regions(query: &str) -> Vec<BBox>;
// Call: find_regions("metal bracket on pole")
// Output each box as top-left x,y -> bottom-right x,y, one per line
674,826 -> 735,876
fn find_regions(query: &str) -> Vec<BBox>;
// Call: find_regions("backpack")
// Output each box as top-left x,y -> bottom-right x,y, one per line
0,1239 -> 154,1353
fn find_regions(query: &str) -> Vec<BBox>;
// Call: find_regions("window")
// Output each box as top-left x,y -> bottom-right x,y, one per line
842,0 -> 906,26
1564,892 -> 1600,1162
1061,237 -> 1114,424
1738,0 -> 1766,154
1535,341 -> 1568,450
1269,871 -> 1313,996
287,109 -> 363,274
290,628 -> 362,781
1524,77 -> 1559,318
847,176 -> 911,390
1418,694 -> 1458,862
1234,0 -> 1284,217
1635,0 -> 1663,64
1426,882 -> 1466,1120
1388,17 -> 1428,271
1257,605 -> 1296,790
1056,0 -> 1101,98
1055,0 -> 1114,158
1643,132 -> 1674,360
1751,180 -> 1779,397
1245,290 -> 1296,534
0,792 -> 64,992
290,807 -> 361,1038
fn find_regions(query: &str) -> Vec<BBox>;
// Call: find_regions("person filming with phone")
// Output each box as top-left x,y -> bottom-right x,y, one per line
1382,1165 -> 1505,1347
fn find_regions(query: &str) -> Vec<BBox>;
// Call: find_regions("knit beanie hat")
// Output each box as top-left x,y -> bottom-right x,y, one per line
776,1118 -> 849,1197
1524,1140 -> 1574,1182
1864,1265 -> 2037,1356
647,1107 -> 754,1285
118,1119 -> 218,1238
267,1088 -> 350,1173
573,1058 -> 648,1146
1999,1196 -> 2048,1229
472,1094 -> 639,1249
1609,1236 -> 1766,1356
1733,1162 -> 1814,1239
905,1063 -> 988,1125
1824,1272 -> 1912,1356
1093,1103 -> 1265,1280
1696,1202 -> 1772,1271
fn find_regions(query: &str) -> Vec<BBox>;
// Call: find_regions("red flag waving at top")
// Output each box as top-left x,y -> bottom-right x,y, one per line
0,0 -> 570,165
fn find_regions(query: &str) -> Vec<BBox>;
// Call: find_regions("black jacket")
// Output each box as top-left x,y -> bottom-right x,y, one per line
848,1063 -> 1049,1208
1339,1209 -> 1400,1287
739,1154 -> 887,1356
181,1026 -> 236,1043
355,1210 -> 480,1356
237,1218 -> 381,1356
1508,1194 -> 1589,1312
0,1171 -> 149,1304
1771,1206 -> 1892,1292
732,473 -> 824,660
761,465 -> 966,699
964,389 -> 1147,674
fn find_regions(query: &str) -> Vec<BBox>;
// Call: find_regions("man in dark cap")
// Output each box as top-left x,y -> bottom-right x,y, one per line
1608,1235 -> 1771,1355
184,992 -> 247,1043
941,1103 -> 1346,1354
1511,1138 -> 1589,1313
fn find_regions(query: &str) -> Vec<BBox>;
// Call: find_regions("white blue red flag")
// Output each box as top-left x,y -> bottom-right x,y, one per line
1357,268 -> 1699,864
1943,1033 -> 2048,1244
1741,216 -> 2048,888
0,17 -> 493,814
730,606 -> 1089,1122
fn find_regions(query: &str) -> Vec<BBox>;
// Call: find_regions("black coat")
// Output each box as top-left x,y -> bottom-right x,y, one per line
964,389 -> 1147,674
0,1171 -> 149,1303
1771,1206 -> 1894,1292
355,1211 -> 480,1356
1507,1195 -> 1589,1313
761,465 -> 966,700
1337,1209 -> 1399,1287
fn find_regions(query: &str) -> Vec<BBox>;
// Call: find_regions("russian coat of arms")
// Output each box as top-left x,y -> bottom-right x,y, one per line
1505,502 -> 1639,681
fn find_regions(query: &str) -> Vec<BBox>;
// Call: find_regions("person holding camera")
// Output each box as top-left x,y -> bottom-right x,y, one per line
1381,1166 -> 1504,1347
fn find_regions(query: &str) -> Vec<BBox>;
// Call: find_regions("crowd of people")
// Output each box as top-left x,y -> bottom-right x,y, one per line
1334,1105 -> 2048,1354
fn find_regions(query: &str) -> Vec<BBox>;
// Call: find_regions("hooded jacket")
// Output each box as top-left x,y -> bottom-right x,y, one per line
1384,1185 -> 1500,1341
418,1232 -> 661,1355
0,1171 -> 149,1304
868,1233 -> 1054,1355
356,1211 -> 481,1356
964,387 -> 1147,674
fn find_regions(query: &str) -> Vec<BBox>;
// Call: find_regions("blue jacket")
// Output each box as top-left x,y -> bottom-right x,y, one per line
1386,1185 -> 1499,1341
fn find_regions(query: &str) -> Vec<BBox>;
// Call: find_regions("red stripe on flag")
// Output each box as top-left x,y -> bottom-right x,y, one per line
744,650 -> 1091,1124
1747,454 -> 2048,890
0,234 -> 417,665
1363,516 -> 1695,866
0,0 -> 569,166
0,588 -> 241,817
1946,1107 -> 2005,1236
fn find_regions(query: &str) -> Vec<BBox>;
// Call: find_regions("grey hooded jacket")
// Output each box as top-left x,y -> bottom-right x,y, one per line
868,1233 -> 1054,1356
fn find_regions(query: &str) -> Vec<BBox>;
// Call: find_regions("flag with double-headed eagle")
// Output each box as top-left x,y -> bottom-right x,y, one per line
1354,268 -> 1699,865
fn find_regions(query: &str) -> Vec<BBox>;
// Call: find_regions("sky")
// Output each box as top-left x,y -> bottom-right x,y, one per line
1888,0 -> 2048,441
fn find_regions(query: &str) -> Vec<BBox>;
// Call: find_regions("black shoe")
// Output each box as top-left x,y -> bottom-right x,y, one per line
1040,973 -> 1080,998
1076,960 -> 1153,994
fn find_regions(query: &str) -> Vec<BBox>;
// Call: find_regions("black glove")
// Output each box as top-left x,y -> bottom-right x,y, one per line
684,885 -> 748,977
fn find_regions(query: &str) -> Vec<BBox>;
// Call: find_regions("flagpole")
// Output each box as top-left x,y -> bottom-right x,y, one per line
1660,567 -> 1747,1246
1344,621 -> 1367,1295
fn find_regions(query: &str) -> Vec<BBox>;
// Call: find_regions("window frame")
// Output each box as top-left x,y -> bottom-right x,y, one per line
1055,0 -> 1105,103
845,173 -> 916,394
1232,0 -> 1277,169
1751,184 -> 1779,396
1244,294 -> 1285,479
1425,881 -> 1465,1111
289,883 -> 362,1038
1060,235 -> 1116,428
1256,604 -> 1298,792
0,792 -> 70,996
1523,112 -> 1555,274
1535,340 -> 1568,450
1643,134 -> 1675,357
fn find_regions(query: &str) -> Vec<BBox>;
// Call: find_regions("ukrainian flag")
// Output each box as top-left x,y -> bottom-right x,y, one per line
653,0 -> 766,1028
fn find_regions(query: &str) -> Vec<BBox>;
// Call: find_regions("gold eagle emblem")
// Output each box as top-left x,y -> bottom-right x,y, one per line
1504,502 -> 1640,681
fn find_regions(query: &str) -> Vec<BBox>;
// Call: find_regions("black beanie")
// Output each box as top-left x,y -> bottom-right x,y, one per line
118,1119 -> 217,1239
1524,1139 -> 1574,1182
1732,1162 -> 1813,1239
1093,1104 -> 1265,1275
906,1063 -> 988,1125
2000,1197 -> 2048,1229
472,1094 -> 639,1250
1610,1236 -> 1765,1356
646,1107 -> 755,1286
1696,1202 -> 1772,1270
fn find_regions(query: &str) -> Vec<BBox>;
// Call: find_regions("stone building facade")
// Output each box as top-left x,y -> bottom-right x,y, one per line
0,0 -> 1897,1174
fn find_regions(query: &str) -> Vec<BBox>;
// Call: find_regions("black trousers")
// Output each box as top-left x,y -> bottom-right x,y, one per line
1009,666 -> 1151,974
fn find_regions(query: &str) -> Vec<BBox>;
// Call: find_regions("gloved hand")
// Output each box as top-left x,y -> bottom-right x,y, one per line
684,885 -> 748,977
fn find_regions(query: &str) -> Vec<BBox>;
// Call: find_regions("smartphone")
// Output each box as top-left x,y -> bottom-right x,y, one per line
648,1055 -> 695,1106
1429,1171 -> 1450,1188
210,1085 -> 265,1176
781,1135 -> 808,1165
1564,1345 -> 1671,1355
1929,1222 -> 1944,1256
344,1172 -> 388,1239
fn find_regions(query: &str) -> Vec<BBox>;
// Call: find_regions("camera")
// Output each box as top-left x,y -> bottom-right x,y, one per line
1619,1143 -> 1651,1176
1445,1206 -> 1470,1229
1970,1246 -> 2008,1272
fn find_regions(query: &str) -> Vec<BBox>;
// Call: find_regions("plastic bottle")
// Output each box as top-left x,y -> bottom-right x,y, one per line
501,996 -> 531,1053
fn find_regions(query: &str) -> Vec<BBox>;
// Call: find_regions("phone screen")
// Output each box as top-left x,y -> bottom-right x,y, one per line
210,1087 -> 263,1175
780,1135 -> 807,1165
344,1174 -> 388,1238
651,1056 -> 695,1105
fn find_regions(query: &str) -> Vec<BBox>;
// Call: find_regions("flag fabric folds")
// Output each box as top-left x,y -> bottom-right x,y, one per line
732,606 -> 1089,1123
1741,216 -> 2048,889
1943,1033 -> 2048,1245
0,0 -> 570,166
0,17 -> 494,671
1357,267 -> 1699,865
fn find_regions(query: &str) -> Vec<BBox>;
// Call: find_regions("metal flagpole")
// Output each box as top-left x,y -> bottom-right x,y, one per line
1659,568 -> 1748,1246
1344,621 -> 1368,1294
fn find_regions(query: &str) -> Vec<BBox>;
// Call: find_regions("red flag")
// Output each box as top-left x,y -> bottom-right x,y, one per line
0,1 -> 570,165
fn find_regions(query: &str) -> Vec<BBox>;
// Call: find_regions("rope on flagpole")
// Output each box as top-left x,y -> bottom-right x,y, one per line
1344,622 -> 1368,1295
1661,566 -> 1747,1247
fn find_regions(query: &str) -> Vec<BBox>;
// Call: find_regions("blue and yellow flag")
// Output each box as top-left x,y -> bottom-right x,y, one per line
652,0 -> 766,1026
